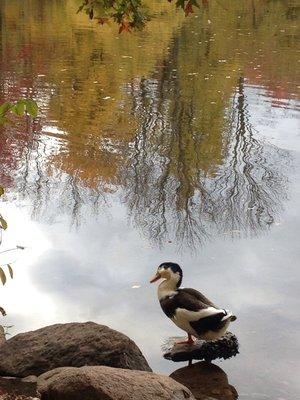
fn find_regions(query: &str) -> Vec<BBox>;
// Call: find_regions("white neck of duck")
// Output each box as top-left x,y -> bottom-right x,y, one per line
158,276 -> 180,300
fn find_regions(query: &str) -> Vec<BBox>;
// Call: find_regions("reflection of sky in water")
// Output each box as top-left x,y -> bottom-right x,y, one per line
246,85 -> 300,151
1,91 -> 300,399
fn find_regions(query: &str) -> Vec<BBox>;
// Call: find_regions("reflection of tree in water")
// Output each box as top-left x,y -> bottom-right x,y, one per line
1,0 -> 294,246
1,72 -> 289,246
123,78 -> 210,247
122,71 -> 289,248
211,77 -> 288,237
1,119 -> 108,226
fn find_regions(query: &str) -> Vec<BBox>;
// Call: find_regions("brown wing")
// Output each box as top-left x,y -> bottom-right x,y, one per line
160,288 -> 216,319
180,288 -> 217,308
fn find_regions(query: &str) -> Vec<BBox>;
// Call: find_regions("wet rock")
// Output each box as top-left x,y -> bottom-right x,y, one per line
37,365 -> 196,400
163,332 -> 239,363
0,322 -> 151,377
170,361 -> 238,400
0,376 -> 37,399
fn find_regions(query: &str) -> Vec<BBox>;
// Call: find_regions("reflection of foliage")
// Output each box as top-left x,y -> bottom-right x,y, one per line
0,0 -> 296,249
78,0 -> 198,31
0,100 -> 37,306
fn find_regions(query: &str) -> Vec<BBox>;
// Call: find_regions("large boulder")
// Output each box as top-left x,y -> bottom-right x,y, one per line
37,365 -> 196,400
0,376 -> 37,400
0,322 -> 151,377
170,362 -> 238,400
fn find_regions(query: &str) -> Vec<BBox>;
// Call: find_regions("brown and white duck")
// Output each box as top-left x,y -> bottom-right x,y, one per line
150,262 -> 236,344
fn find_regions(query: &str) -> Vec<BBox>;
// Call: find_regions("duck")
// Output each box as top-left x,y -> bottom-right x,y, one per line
150,262 -> 236,344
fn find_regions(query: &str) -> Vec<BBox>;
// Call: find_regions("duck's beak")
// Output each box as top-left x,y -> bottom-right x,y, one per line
150,272 -> 161,283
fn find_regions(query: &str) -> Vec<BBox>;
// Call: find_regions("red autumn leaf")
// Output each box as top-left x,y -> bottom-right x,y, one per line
184,1 -> 194,16
119,21 -> 132,34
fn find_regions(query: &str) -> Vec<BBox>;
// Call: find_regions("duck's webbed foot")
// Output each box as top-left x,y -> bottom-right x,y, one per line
176,334 -> 195,345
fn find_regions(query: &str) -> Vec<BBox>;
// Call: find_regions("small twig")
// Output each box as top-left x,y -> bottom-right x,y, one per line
0,245 -> 26,255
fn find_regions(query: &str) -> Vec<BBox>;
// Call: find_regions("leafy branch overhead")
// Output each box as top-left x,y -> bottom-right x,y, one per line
0,187 -> 12,287
0,265 -> 13,286
0,99 -> 38,126
0,187 -> 7,232
77,0 -> 199,32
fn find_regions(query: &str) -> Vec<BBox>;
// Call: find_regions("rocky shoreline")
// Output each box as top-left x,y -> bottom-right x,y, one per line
0,322 -> 237,400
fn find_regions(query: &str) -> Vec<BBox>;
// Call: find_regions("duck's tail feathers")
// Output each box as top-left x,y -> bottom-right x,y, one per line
221,309 -> 237,322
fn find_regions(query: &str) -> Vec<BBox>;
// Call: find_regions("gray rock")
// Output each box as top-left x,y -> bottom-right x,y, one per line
37,365 -> 196,400
0,322 -> 151,377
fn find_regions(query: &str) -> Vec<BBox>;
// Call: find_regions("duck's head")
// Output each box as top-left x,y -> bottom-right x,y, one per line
150,262 -> 183,288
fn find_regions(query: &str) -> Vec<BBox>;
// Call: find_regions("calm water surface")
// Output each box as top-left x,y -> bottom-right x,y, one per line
0,0 -> 300,399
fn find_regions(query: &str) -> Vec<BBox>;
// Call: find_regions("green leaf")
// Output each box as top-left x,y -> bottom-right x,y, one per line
0,216 -> 8,230
8,265 -> 13,279
24,100 -> 38,118
0,186 -> 4,197
0,268 -> 6,285
13,101 -> 26,116
0,102 -> 12,117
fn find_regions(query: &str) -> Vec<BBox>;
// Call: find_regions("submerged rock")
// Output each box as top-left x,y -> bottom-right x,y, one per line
0,322 -> 151,377
170,361 -> 238,400
37,365 -> 196,400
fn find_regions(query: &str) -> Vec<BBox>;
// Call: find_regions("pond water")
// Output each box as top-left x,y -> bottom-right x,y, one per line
0,0 -> 300,398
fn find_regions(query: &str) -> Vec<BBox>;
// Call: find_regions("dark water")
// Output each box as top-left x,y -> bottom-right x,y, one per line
0,0 -> 300,398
